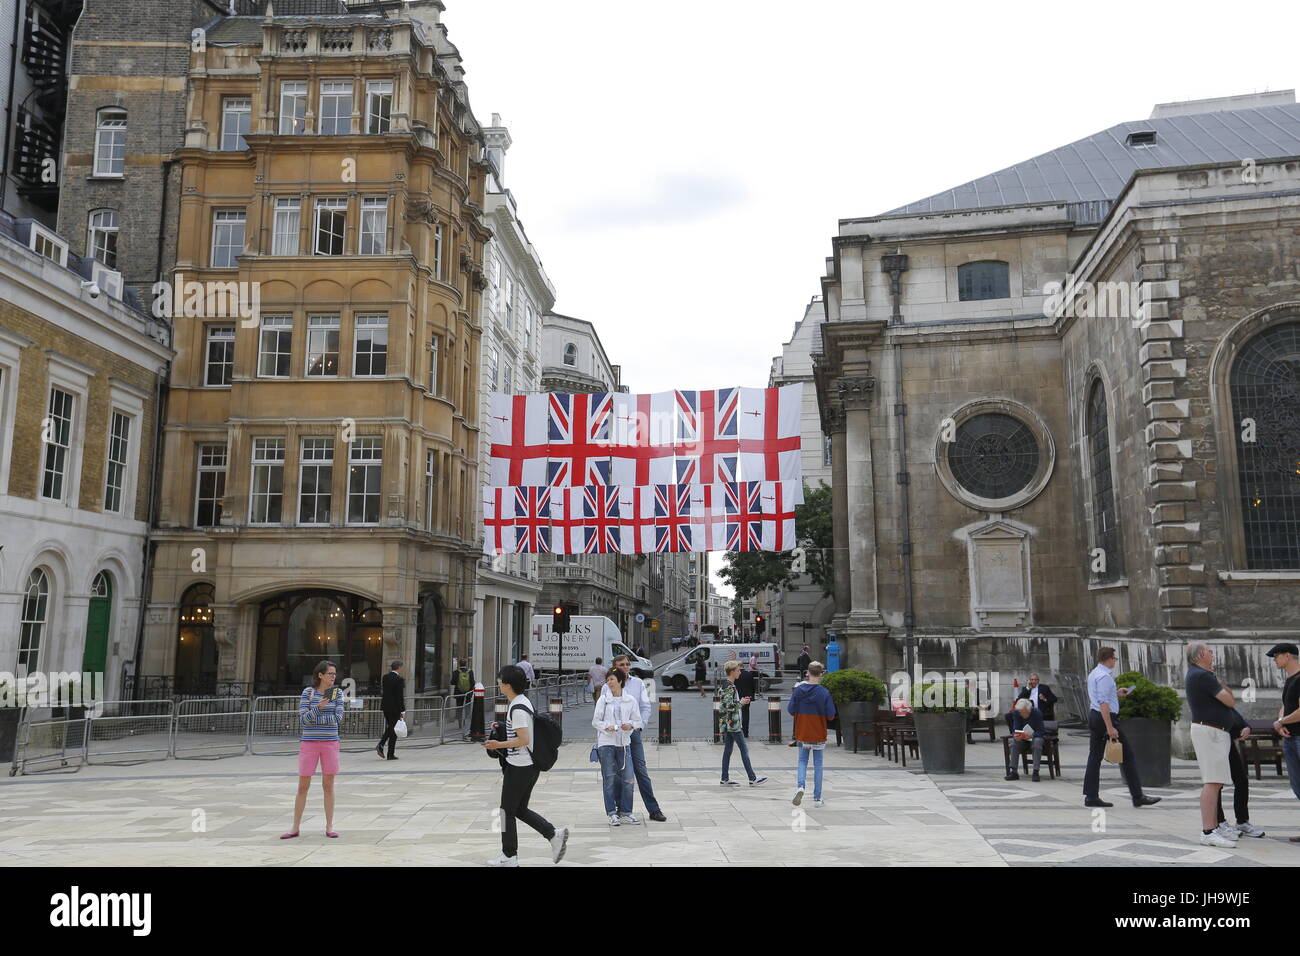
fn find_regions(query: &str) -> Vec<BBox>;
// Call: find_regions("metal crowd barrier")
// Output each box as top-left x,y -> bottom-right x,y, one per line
173,697 -> 252,760
85,699 -> 175,766
11,713 -> 89,775
250,695 -> 306,756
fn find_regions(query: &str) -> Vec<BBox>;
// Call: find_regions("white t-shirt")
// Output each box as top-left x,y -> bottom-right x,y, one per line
505,695 -> 534,767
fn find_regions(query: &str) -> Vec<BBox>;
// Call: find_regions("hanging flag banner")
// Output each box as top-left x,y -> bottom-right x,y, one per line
489,384 -> 804,489
482,480 -> 801,556
484,384 -> 804,555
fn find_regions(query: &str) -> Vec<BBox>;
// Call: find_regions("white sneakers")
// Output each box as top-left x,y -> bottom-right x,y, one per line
1200,830 -> 1238,848
608,813 -> 621,827
618,814 -> 641,825
550,826 -> 570,864
749,777 -> 768,787
814,798 -> 825,808
485,854 -> 519,867
1234,822 -> 1266,838
792,787 -> 804,806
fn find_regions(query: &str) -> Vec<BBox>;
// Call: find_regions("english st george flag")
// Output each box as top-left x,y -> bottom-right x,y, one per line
483,384 -> 804,555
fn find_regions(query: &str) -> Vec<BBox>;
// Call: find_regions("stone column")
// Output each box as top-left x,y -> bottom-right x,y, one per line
836,374 -> 888,676
826,402 -> 850,635
211,603 -> 240,683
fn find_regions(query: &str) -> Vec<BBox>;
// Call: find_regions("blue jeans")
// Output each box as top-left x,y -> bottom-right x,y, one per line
796,743 -> 824,800
1283,736 -> 1300,803
628,729 -> 661,814
598,745 -> 634,815
721,730 -> 756,782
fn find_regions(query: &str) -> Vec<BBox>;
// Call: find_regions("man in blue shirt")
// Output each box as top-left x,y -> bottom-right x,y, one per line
1082,646 -> 1161,809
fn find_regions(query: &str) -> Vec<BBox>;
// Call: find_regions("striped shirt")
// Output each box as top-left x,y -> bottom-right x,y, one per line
299,686 -> 345,741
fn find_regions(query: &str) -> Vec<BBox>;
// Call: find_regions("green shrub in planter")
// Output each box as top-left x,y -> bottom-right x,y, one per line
1113,670 -> 1182,721
821,669 -> 886,709
907,681 -> 978,715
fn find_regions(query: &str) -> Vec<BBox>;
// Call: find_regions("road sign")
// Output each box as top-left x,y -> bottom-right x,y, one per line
635,613 -> 645,624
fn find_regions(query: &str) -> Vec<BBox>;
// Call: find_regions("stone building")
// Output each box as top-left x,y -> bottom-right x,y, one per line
814,90 -> 1300,702
131,0 -> 489,697
0,210 -> 172,699
765,294 -> 834,659
473,113 -> 552,680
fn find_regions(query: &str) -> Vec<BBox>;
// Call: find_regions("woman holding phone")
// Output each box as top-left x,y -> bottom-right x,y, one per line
283,660 -> 345,839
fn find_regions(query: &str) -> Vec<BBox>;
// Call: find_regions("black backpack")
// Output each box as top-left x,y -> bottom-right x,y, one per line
510,701 -> 562,771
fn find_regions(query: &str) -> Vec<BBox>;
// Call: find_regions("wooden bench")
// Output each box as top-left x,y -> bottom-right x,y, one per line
1238,719 -> 1285,780
1002,733 -> 1061,779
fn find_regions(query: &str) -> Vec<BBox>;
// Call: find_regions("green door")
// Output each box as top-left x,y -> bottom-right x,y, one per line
83,573 -> 112,674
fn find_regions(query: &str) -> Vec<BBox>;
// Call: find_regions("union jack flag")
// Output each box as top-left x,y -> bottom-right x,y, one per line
673,388 -> 740,484
654,483 -> 696,553
723,481 -> 764,552
547,392 -> 612,487
513,486 -> 552,554
581,485 -> 622,554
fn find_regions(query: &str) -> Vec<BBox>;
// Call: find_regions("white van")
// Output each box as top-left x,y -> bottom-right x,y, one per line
530,615 -> 654,678
657,642 -> 780,692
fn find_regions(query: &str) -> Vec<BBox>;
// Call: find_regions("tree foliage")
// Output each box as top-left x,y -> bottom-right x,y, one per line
718,482 -> 835,600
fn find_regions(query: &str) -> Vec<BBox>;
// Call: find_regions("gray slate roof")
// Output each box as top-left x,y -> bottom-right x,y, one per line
885,103 -> 1300,216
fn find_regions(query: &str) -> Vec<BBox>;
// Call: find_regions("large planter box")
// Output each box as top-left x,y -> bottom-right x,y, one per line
0,708 -> 19,764
913,712 -> 968,774
837,700 -> 878,748
1121,717 -> 1171,788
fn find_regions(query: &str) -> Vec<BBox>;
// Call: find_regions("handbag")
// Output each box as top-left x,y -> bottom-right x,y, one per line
1104,739 -> 1123,763
394,718 -> 408,739
589,745 -> 599,762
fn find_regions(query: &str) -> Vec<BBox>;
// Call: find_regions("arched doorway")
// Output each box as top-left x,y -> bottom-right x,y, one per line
83,571 -> 112,675
175,583 -> 217,694
255,590 -> 384,695
416,590 -> 442,694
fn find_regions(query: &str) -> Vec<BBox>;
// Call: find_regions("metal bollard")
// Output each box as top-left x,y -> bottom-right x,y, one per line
767,695 -> 782,744
469,684 -> 486,741
712,695 -> 721,743
549,698 -> 564,741
658,696 -> 672,744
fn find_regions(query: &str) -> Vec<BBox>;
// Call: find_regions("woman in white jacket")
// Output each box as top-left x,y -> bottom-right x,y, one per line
593,668 -> 643,826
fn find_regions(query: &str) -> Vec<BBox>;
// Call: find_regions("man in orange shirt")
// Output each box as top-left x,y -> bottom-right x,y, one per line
787,662 -> 837,808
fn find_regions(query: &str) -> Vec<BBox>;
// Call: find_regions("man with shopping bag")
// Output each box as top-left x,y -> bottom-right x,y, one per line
1082,646 -> 1160,809
377,660 -> 406,761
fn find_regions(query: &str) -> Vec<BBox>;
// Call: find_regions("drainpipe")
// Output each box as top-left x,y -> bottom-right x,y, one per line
154,158 -> 177,284
123,363 -> 169,699
881,253 -> 916,681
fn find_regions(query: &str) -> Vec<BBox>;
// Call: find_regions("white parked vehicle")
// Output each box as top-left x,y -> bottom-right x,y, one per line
530,615 -> 654,678
656,642 -> 781,692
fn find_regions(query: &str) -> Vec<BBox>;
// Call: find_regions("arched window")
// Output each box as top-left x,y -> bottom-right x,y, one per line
87,210 -> 119,269
176,582 -> 216,694
94,108 -> 127,177
1231,322 -> 1300,569
18,569 -> 50,677
563,342 -> 577,366
957,260 -> 1010,301
1087,380 -> 1123,582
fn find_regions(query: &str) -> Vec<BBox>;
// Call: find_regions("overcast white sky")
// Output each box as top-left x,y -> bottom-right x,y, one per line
444,0 -> 1295,600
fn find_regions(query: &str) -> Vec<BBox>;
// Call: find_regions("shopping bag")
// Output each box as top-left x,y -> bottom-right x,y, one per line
1104,739 -> 1123,763
394,718 -> 408,739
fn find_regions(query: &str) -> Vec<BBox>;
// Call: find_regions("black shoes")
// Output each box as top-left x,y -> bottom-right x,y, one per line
1133,796 -> 1160,807
375,746 -> 384,758
1084,798 -> 1113,808
1004,771 -> 1019,781
387,755 -> 398,761
1031,772 -> 1040,782
648,811 -> 668,822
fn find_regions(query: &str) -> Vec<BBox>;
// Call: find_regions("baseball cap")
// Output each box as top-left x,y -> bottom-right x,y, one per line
1265,643 -> 1299,657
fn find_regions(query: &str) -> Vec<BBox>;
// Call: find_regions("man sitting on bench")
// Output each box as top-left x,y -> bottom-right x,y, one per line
1006,699 -> 1047,782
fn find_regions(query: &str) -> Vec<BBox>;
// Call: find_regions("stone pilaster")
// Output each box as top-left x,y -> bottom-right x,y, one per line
1139,238 -> 1208,629
824,401 -> 850,635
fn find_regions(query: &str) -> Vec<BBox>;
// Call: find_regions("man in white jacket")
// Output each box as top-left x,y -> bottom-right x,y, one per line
593,669 -> 643,825
599,655 -> 668,821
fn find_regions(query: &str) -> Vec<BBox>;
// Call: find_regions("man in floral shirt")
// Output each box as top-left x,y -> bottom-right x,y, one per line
719,660 -> 766,787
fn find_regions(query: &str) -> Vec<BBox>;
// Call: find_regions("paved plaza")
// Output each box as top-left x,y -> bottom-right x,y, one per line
3,721 -> 1300,867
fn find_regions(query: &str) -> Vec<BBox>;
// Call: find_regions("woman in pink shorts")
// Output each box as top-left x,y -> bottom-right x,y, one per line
283,660 -> 345,839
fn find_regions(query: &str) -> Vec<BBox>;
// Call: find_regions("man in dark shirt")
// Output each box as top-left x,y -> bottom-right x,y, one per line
1268,642 -> 1300,842
734,665 -> 758,738
377,660 -> 406,760
1005,699 -> 1048,781
1185,642 -> 1246,847
796,646 -> 812,681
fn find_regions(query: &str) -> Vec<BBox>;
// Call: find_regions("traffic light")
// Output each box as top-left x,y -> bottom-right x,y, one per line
552,605 -> 571,635
754,613 -> 765,636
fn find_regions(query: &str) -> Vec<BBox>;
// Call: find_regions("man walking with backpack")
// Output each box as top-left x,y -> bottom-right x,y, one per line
483,664 -> 568,867
452,658 -> 475,733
